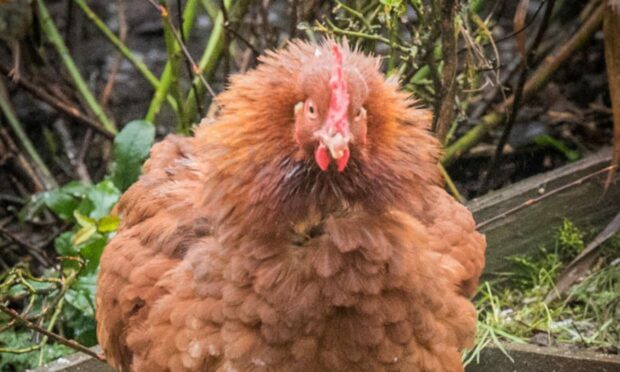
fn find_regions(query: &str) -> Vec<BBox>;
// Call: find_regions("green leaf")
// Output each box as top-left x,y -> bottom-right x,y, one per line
55,231 -> 78,256
76,197 -> 95,218
64,272 -> 98,346
79,235 -> 107,274
61,181 -> 89,198
72,225 -> 96,246
86,180 -> 121,220
42,190 -> 80,221
111,120 -> 155,191
74,210 -> 96,228
98,215 -> 120,233
66,271 -> 98,314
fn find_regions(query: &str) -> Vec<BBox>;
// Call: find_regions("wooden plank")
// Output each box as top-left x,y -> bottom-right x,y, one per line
469,148 -> 620,275
466,342 -> 620,372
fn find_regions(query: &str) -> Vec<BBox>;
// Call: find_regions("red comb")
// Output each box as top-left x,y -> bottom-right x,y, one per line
326,45 -> 350,134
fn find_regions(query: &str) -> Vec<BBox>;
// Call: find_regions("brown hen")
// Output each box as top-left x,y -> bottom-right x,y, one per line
96,40 -> 486,372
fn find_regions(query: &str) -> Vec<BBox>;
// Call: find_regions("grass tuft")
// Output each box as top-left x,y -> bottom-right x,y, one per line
464,221 -> 620,365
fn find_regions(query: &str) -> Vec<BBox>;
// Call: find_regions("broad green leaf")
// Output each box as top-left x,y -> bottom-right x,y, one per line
86,180 -> 121,220
98,215 -> 120,232
62,299 -> 98,346
55,231 -> 78,256
79,235 -> 107,274
72,271 -> 98,304
111,120 -> 155,191
43,190 -> 79,221
76,197 -> 95,218
64,272 -> 98,346
61,181 -> 89,198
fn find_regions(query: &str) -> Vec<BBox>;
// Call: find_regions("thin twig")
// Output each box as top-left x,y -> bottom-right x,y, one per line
440,164 -> 465,203
219,0 -> 259,56
0,304 -> 106,362
480,0 -> 556,193
73,0 -> 178,113
183,0 -> 251,122
0,227 -> 51,267
177,0 -> 205,118
0,64 -> 114,139
145,0 -> 216,96
77,128 -> 94,165
99,0 -> 128,109
0,122 -> 45,192
0,82 -> 58,190
53,119 -> 92,183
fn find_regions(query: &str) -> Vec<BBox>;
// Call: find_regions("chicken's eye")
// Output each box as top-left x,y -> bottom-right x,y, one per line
355,107 -> 366,119
306,99 -> 318,120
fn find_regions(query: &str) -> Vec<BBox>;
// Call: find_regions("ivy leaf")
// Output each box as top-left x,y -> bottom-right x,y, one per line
79,235 -> 107,274
60,181 -> 89,198
111,120 -> 155,191
55,231 -> 78,256
86,180 -> 120,220
42,190 -> 79,221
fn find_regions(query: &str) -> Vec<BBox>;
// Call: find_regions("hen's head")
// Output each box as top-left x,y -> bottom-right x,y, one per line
293,45 -> 367,172
200,40 -> 440,221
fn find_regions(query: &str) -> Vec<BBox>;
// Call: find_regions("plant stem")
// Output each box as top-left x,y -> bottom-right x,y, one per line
36,0 -> 117,134
439,164 -> 465,203
74,0 -> 178,112
37,296 -> 64,366
183,0 -> 251,124
0,64 -> 114,139
74,0 -> 158,90
158,0 -> 188,133
0,84 -> 57,190
145,0 -> 201,122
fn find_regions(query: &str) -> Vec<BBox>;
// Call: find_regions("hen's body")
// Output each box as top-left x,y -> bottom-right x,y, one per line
96,41 -> 485,372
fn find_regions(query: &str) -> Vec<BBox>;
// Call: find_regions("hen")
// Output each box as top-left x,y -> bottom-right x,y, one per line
96,41 -> 486,372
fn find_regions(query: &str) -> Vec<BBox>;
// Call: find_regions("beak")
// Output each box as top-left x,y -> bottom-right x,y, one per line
320,131 -> 349,160
314,126 -> 351,172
